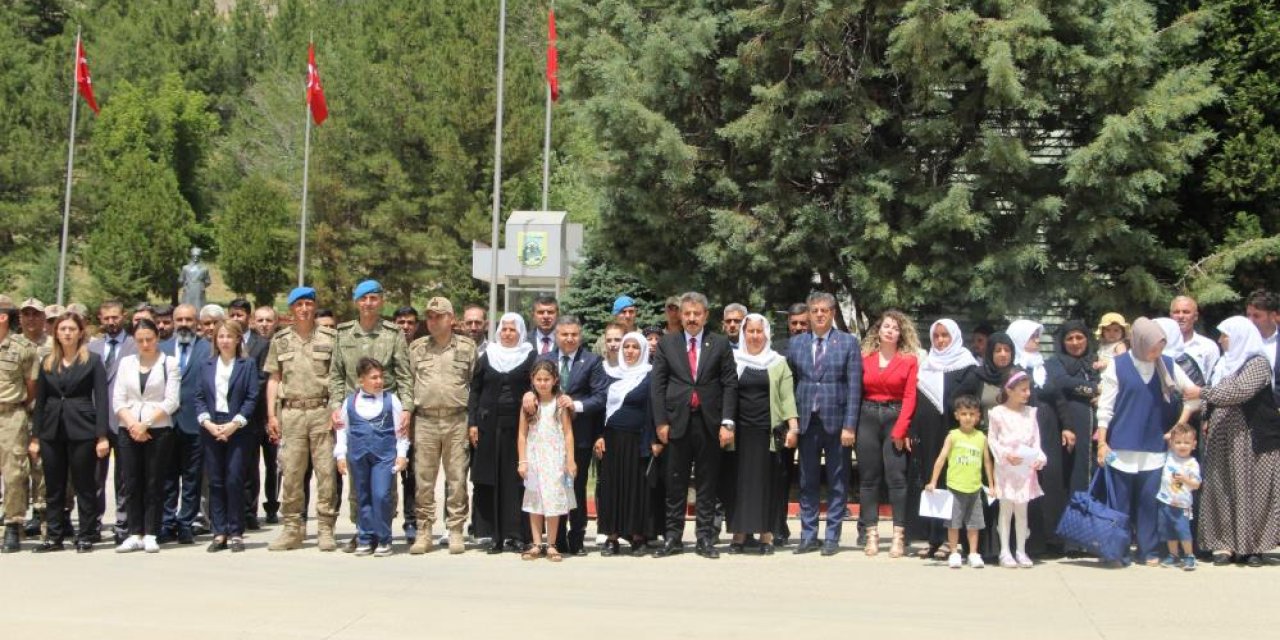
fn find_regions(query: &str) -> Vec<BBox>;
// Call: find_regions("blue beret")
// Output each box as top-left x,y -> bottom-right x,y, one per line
611,295 -> 636,316
287,287 -> 316,306
352,280 -> 383,301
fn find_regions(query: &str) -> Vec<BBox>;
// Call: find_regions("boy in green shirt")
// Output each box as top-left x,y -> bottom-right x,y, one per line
925,395 -> 995,569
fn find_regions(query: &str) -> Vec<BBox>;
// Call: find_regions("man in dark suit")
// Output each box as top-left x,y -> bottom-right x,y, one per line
228,299 -> 272,529
86,299 -> 136,543
527,295 -> 559,356
527,315 -> 609,555
786,292 -> 862,556
160,303 -> 211,544
651,292 -> 737,559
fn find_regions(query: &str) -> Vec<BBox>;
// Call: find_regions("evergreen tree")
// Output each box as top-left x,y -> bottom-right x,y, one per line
216,175 -> 292,307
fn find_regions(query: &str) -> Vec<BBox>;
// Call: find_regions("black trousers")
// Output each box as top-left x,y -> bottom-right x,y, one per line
94,433 -> 126,534
556,445 -> 594,551
41,435 -> 99,542
665,411 -> 721,543
243,424 -> 280,518
118,427 -> 176,536
401,443 -> 416,530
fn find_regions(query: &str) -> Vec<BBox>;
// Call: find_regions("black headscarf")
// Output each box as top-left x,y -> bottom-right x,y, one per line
1053,320 -> 1096,378
976,331 -> 1016,385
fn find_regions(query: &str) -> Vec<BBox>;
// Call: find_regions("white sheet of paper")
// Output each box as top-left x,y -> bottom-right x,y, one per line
918,490 -> 954,520
983,485 -> 997,506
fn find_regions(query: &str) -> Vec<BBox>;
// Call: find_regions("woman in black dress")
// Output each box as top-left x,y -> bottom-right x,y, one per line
468,312 -> 535,553
32,311 -> 111,553
595,332 -> 657,556
908,319 -> 980,559
974,331 -> 1015,559
726,314 -> 798,555
1043,320 -> 1099,554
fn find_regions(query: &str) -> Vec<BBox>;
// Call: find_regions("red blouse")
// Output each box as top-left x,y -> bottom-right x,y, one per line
860,352 -> 919,439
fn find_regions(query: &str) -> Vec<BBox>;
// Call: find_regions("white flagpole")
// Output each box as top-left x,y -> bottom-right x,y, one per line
541,82 -> 551,211
55,28 -> 82,306
297,97 -> 313,287
488,0 -> 508,337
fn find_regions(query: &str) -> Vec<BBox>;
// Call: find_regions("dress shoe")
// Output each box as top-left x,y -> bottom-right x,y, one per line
630,540 -> 648,557
404,524 -> 417,545
33,540 -> 65,553
75,540 -> 94,553
1212,553 -> 1233,567
156,531 -> 176,545
177,529 -> 195,545
207,538 -> 228,553
759,543 -> 775,556
504,538 -> 525,552
821,541 -> 840,556
773,536 -> 790,548
245,516 -> 262,531
695,539 -> 720,559
600,540 -> 619,557
654,540 -> 684,558
1246,554 -> 1265,568
793,539 -> 820,555
264,512 -> 279,525
229,538 -> 245,553
726,543 -> 745,555
486,541 -> 504,555
855,529 -> 867,548
24,517 -> 42,538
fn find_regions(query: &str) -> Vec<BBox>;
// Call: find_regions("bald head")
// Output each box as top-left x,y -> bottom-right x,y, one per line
1169,296 -> 1200,339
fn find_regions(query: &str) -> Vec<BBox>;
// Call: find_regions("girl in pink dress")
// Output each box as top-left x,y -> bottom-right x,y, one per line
987,369 -> 1046,568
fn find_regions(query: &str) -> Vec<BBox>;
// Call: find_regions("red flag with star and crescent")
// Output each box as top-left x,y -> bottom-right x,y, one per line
307,43 -> 328,125
75,39 -> 99,115
546,9 -> 560,102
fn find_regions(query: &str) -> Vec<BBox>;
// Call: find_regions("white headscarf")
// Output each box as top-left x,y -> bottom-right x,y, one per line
1211,316 -> 1266,385
605,332 -> 652,422
1006,319 -> 1046,387
485,312 -> 534,373
733,314 -> 783,376
918,319 -> 978,413
1155,317 -> 1185,359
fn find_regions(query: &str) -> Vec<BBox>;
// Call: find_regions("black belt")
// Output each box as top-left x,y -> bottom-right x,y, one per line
863,399 -> 902,407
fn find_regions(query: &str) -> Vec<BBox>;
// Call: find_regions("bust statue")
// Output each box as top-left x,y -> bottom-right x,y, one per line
180,247 -> 211,309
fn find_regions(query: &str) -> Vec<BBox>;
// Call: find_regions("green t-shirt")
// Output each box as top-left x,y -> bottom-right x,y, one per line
946,428 -> 987,493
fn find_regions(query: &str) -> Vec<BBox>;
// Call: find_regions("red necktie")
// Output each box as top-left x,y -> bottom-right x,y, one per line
540,336 -> 551,354
689,337 -> 701,409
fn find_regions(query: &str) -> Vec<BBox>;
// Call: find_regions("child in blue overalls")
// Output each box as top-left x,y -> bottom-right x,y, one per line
335,357 -> 409,556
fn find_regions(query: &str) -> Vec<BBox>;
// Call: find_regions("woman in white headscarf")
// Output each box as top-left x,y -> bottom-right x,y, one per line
1005,319 -> 1068,555
1095,317 -> 1200,566
908,319 -> 980,559
724,314 -> 798,555
1198,316 -> 1280,567
595,332 -> 657,556
467,312 -> 537,553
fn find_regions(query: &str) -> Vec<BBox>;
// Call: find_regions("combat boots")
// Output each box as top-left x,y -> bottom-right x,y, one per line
268,522 -> 304,551
2,523 -> 20,553
409,533 -> 434,555
316,518 -> 338,552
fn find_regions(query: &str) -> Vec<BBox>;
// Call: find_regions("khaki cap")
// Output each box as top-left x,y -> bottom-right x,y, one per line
425,297 -> 454,315
20,297 -> 45,313
44,304 -> 66,320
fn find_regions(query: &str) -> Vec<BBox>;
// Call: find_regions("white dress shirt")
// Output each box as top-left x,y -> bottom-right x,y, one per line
1182,332 -> 1220,383
333,390 -> 410,459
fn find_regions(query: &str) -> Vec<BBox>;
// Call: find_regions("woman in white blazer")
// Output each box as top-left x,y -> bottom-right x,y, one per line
111,319 -> 181,553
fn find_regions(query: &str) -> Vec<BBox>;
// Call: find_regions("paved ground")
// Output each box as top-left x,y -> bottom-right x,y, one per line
2,513 -> 1277,639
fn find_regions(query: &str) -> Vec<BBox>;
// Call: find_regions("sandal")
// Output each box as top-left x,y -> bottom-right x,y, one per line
933,543 -> 951,561
546,545 -> 563,563
521,545 -> 543,561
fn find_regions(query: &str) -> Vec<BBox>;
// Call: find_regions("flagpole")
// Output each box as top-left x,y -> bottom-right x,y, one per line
297,97 -> 312,287
540,81 -> 551,211
487,0 -> 508,337
55,27 -> 82,306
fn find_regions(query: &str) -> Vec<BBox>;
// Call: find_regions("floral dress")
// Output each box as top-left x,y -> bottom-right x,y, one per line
522,401 -> 576,516
987,404 -> 1046,504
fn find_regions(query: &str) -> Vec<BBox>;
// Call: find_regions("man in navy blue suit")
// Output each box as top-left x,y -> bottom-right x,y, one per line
525,315 -> 609,555
160,303 -> 211,544
786,292 -> 861,556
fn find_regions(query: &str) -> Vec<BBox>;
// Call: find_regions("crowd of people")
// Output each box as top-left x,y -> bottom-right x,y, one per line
1,284 -> 1278,569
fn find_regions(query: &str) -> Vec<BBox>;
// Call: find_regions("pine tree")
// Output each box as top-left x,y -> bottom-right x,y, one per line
216,175 -> 292,307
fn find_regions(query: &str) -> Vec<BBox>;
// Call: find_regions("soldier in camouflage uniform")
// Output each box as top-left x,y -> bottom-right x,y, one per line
266,287 -> 341,551
18,299 -> 51,539
407,297 -> 475,555
328,280 -> 414,552
0,297 -> 38,552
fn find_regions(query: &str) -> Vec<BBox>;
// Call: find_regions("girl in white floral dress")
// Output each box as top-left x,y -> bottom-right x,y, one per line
518,360 -> 577,561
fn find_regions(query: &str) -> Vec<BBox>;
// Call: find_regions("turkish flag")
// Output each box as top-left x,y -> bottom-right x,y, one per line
546,9 -> 559,102
75,39 -> 99,115
307,43 -> 328,125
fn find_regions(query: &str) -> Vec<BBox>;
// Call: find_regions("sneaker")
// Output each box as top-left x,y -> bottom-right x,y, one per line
1000,553 -> 1017,568
969,553 -> 985,569
1015,551 -> 1033,568
1182,556 -> 1197,572
143,535 -> 160,553
115,536 -> 144,553
1159,555 -> 1179,568
374,544 -> 393,557
948,552 -> 962,569
353,544 -> 374,556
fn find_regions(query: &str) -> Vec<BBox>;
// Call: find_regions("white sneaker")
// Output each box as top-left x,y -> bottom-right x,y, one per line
948,551 -> 962,569
969,553 -> 985,569
143,535 -> 160,553
374,544 -> 393,557
115,536 -> 144,553
1016,551 -> 1033,568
